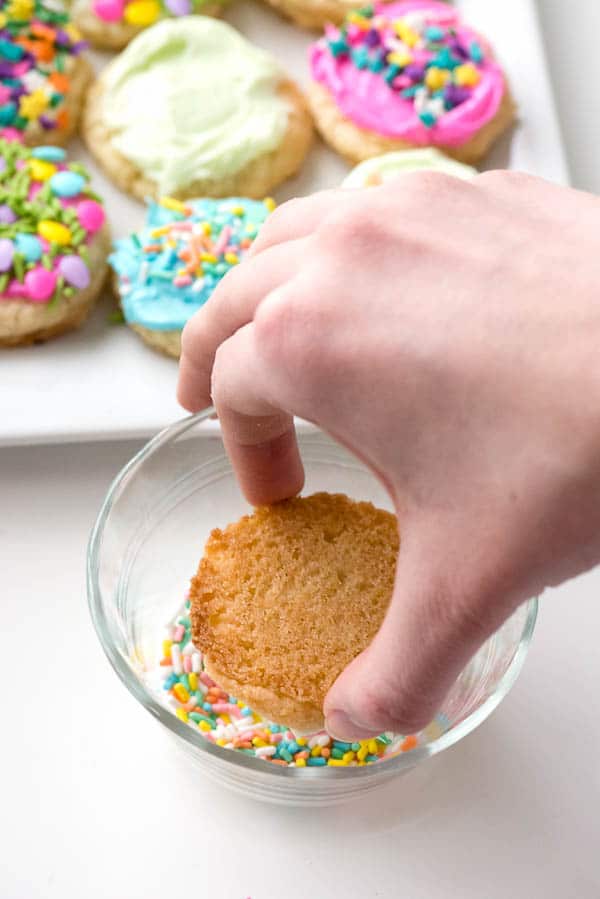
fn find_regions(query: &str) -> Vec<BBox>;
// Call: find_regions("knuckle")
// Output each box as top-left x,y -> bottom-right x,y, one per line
478,168 -> 535,191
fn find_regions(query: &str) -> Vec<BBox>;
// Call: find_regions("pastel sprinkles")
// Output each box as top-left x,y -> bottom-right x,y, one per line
154,598 -> 430,769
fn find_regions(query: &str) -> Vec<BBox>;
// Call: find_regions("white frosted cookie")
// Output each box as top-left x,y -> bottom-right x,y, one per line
343,147 -> 476,187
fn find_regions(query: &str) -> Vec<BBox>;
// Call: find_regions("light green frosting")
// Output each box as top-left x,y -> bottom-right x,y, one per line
342,149 -> 477,188
101,17 -> 290,194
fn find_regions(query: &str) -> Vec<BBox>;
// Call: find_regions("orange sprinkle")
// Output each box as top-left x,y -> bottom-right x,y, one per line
401,735 -> 418,752
233,741 -> 252,749
240,238 -> 252,249
25,39 -> 55,62
56,109 -> 70,131
143,244 -> 162,254
269,759 -> 289,766
31,22 -> 56,41
294,751 -> 309,760
159,658 -> 172,666
50,72 -> 70,93
321,747 -> 331,759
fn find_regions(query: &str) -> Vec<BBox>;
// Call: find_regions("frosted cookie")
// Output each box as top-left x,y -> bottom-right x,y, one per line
262,0 -> 392,31
309,1 -> 516,165
343,147 -> 475,187
190,492 -> 399,732
82,17 -> 313,202
71,0 -> 224,51
0,140 -> 108,346
110,195 -> 272,358
0,0 -> 91,147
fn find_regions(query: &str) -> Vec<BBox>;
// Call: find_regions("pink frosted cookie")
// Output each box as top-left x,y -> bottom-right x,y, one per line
308,0 -> 516,165
0,139 -> 109,347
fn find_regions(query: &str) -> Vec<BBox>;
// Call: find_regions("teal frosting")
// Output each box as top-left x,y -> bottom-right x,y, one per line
109,197 -> 271,331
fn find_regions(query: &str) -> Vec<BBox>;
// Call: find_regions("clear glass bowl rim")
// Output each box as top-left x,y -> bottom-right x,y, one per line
87,408 -> 539,782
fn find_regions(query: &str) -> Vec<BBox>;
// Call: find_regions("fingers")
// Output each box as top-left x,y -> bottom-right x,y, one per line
323,528 -> 514,739
211,321 -> 304,506
248,188 -> 352,258
177,237 -> 307,412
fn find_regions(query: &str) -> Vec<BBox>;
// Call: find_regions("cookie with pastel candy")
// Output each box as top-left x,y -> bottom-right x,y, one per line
70,0 -> 224,51
308,0 -> 516,165
0,0 -> 91,147
110,195 -> 273,358
0,139 -> 109,346
82,17 -> 313,202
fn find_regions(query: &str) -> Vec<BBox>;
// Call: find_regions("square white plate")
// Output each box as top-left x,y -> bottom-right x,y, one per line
0,0 -> 569,446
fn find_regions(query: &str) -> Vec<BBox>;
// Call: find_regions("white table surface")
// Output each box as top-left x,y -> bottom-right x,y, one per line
3,2 -> 600,897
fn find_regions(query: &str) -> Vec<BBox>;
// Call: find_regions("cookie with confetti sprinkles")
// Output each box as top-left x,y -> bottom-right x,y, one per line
152,595 -> 433,769
189,493 -> 399,733
82,17 -> 313,201
261,0 -> 393,32
110,195 -> 273,358
0,0 -> 92,147
342,147 -> 476,187
308,0 -> 516,165
70,0 -> 224,51
0,139 -> 108,346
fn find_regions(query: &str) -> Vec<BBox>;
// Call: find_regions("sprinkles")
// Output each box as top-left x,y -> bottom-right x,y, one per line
0,138 -> 105,302
321,3 -> 488,129
151,597 -> 437,769
110,196 -> 272,334
92,0 -> 217,29
0,0 -> 86,139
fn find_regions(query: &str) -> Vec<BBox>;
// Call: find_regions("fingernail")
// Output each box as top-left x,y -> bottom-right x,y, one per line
324,709 -> 381,741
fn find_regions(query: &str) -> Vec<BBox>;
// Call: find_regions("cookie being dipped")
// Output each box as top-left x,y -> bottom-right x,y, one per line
190,492 -> 399,732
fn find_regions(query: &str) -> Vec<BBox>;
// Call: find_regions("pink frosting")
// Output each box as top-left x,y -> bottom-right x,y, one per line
309,0 -> 506,147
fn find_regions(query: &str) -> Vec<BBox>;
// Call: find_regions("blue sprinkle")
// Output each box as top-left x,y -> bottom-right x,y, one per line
366,754 -> 379,762
470,41 -> 483,63
419,111 -> 437,128
333,740 -> 353,751
425,25 -> 444,41
279,748 -> 293,762
287,741 -> 300,755
179,674 -> 190,691
307,757 -> 327,767
163,673 -> 178,690
203,702 -> 212,712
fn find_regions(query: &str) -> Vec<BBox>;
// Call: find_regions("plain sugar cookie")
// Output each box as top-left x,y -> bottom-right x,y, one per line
190,493 -> 399,732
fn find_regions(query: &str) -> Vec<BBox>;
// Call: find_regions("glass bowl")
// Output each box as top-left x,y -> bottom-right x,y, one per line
87,409 -> 538,806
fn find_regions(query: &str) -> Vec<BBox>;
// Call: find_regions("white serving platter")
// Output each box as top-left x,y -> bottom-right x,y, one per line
0,0 -> 569,447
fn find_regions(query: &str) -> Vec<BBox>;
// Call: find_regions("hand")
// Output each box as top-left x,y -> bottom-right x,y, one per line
178,170 -> 600,740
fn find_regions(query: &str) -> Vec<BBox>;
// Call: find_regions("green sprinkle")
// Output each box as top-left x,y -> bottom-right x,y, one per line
0,273 -> 8,293
12,252 -> 24,282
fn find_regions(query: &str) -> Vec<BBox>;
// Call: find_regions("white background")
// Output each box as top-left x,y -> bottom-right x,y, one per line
2,2 -> 600,897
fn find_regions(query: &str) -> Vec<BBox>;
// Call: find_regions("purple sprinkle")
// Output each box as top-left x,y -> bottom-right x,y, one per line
404,64 -> 426,81
38,115 -> 55,130
10,85 -> 26,100
0,61 -> 15,77
444,85 -> 471,107
448,39 -> 469,60
364,28 -> 380,48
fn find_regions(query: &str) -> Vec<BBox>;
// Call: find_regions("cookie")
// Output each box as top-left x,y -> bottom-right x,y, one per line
190,493 -> 399,732
110,195 -> 273,358
82,17 -> 313,202
0,140 -> 108,347
70,0 -> 224,51
343,146 -> 476,187
0,0 -> 91,147
309,1 -> 516,165
261,0 -> 392,31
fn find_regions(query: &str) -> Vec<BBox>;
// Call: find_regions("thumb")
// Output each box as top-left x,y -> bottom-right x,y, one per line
323,533 -> 513,741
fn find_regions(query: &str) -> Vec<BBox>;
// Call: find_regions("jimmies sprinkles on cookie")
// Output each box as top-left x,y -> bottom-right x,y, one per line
110,195 -> 273,358
0,0 -> 88,144
309,0 -> 514,163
